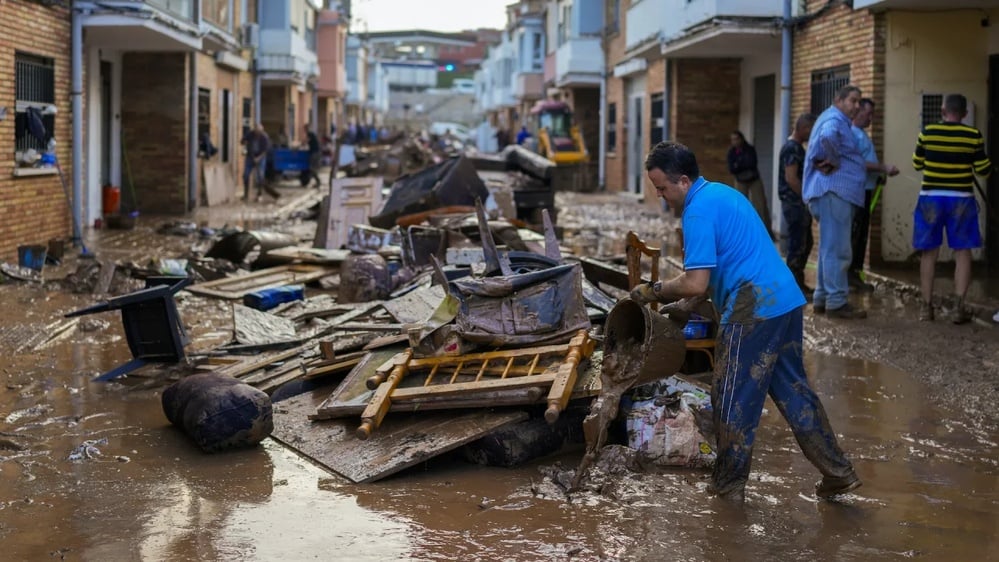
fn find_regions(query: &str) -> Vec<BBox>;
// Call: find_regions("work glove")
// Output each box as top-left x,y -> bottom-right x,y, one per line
629,282 -> 660,305
659,300 -> 692,325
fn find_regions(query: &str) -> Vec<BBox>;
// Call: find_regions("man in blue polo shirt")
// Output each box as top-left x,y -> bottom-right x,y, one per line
803,85 -> 868,318
630,141 -> 860,502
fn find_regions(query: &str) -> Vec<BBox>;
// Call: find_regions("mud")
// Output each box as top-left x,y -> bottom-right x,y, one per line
0,191 -> 997,559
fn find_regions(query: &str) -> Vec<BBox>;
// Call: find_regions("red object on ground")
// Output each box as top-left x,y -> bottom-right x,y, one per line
102,185 -> 121,216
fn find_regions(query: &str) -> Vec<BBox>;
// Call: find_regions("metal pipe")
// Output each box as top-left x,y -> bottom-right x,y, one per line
188,52 -> 199,211
254,0 -> 262,125
663,59 -> 671,142
71,7 -> 85,245
781,0 -> 792,139
597,68 -> 606,190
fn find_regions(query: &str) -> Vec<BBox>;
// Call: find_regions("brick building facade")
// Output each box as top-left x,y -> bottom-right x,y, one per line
0,0 -> 73,261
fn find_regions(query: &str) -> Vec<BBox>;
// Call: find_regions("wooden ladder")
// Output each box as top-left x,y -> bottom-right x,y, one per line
355,330 -> 595,439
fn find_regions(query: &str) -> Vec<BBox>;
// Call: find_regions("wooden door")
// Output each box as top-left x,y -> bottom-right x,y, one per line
317,177 -> 384,249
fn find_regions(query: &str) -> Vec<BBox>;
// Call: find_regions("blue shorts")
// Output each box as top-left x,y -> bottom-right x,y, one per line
912,194 -> 981,251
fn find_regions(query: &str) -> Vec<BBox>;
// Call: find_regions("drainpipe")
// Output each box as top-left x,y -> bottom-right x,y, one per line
780,0 -> 792,139
663,58 -> 671,142
70,7 -> 86,246
597,68 -> 607,190
254,0 -> 262,125
188,52 -> 199,211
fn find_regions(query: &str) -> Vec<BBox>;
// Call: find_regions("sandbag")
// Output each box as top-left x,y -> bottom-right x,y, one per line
162,373 -> 273,453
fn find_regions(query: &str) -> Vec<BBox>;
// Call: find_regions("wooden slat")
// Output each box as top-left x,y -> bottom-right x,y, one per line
390,371 -> 557,400
187,264 -> 332,299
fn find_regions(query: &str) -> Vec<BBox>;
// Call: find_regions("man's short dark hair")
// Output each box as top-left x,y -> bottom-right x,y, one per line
859,98 -> 875,109
944,94 -> 968,115
835,85 -> 861,101
795,113 -> 817,130
645,141 -> 700,179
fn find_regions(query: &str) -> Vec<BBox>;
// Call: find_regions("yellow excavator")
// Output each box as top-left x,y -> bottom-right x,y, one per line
531,100 -> 588,165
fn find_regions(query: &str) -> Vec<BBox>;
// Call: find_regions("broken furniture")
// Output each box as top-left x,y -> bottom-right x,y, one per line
355,329 -> 596,439
624,231 -> 716,369
65,277 -> 191,381
315,177 -> 384,250
369,156 -> 488,229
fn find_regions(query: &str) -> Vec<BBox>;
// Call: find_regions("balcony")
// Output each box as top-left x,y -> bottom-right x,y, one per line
78,0 -> 201,51
554,37 -> 602,87
660,0 -> 783,41
514,72 -> 544,100
257,28 -> 319,84
625,0 -> 669,54
657,0 -> 783,58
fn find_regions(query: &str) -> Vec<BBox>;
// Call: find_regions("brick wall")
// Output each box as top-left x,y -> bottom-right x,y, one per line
793,2 -> 883,264
603,0 -> 629,192
121,52 -> 188,214
573,86 -> 600,158
0,1 -> 73,260
673,58 -> 741,183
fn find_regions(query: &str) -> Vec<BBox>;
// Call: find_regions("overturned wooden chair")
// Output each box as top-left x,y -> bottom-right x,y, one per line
625,230 -> 716,370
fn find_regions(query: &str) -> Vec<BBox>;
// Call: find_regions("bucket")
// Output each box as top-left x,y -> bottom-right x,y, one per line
604,298 -> 688,387
18,245 -> 47,271
102,185 -> 121,216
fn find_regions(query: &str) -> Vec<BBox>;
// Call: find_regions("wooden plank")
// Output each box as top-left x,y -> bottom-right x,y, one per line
215,343 -> 314,379
271,390 -> 528,483
266,247 -> 351,265
187,265 -> 332,299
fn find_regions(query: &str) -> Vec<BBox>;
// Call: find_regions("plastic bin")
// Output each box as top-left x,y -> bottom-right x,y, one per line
682,314 -> 712,340
243,285 -> 304,311
18,245 -> 47,271
271,149 -> 311,172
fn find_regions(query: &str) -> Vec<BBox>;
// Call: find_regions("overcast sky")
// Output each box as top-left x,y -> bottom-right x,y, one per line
351,0 -> 510,32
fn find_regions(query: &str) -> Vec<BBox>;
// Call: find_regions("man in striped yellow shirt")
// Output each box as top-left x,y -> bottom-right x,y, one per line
912,94 -> 992,323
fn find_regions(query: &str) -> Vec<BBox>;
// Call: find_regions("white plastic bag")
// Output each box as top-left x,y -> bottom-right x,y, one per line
626,393 -> 715,468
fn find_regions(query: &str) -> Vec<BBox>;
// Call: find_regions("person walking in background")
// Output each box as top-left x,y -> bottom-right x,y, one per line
516,125 -> 532,146
778,113 -> 817,298
303,124 -> 322,189
912,93 -> 992,323
727,130 -> 772,236
803,85 -> 868,319
850,98 -> 899,292
241,123 -> 270,202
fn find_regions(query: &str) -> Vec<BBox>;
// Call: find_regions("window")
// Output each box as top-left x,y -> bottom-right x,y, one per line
14,52 -> 56,156
532,33 -> 543,71
605,0 -> 620,34
650,92 -> 664,144
220,89 -> 231,163
202,0 -> 231,30
920,94 -> 943,128
197,87 -> 211,149
606,102 -> 617,153
810,65 -> 850,115
242,97 -> 252,130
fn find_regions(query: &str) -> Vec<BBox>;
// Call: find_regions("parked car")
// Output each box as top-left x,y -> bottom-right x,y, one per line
451,78 -> 475,94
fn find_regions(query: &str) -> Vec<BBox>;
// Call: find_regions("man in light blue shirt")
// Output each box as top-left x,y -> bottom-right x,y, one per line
803,85 -> 867,319
849,98 -> 899,291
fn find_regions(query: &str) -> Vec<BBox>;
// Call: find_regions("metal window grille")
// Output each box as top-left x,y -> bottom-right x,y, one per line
650,92 -> 664,144
809,65 -> 850,115
920,94 -> 943,128
14,52 -> 56,153
606,102 -> 617,152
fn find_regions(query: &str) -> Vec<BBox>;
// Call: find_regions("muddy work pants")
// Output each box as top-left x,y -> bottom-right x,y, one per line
710,307 -> 854,498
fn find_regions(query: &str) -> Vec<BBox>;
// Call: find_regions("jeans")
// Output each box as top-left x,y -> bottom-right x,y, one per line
808,193 -> 856,309
850,190 -> 873,273
710,308 -> 855,497
782,200 -> 813,277
243,155 -> 266,197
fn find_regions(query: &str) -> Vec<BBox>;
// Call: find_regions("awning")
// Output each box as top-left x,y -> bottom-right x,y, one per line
661,20 -> 780,58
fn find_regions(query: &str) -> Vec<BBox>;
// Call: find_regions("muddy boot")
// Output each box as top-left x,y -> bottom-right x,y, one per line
951,298 -> 972,325
918,300 -> 934,322
791,269 -> 813,301
815,472 -> 862,499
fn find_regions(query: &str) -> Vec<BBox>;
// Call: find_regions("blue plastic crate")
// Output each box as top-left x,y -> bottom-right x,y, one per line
272,149 -> 311,172
683,314 -> 711,340
243,285 -> 304,311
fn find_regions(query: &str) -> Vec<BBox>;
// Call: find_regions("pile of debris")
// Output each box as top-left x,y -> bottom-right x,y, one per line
20,148 -> 718,485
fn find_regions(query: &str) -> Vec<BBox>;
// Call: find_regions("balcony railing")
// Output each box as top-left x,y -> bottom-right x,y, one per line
554,36 -> 602,84
659,0 -> 783,41
625,0 -> 669,51
514,72 -> 544,100
146,0 -> 195,21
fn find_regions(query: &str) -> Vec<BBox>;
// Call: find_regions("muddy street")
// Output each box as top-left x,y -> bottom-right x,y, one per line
1,192 -> 997,561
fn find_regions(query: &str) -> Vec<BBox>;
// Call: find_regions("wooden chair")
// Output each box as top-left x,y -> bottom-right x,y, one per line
624,230 -> 715,370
